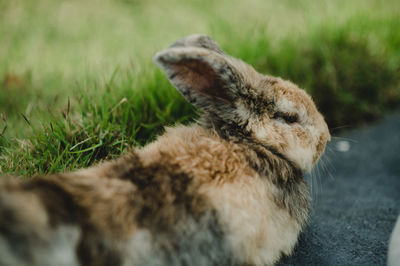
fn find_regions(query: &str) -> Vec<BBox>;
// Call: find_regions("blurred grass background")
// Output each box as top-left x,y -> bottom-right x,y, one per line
0,0 -> 399,175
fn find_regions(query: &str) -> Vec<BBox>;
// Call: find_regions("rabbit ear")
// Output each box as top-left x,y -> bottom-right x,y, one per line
154,46 -> 243,109
168,34 -> 225,55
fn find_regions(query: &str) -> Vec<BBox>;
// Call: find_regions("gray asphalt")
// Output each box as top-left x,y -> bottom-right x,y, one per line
279,112 -> 400,266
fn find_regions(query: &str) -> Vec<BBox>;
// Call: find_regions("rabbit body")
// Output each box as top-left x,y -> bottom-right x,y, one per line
0,35 -> 330,266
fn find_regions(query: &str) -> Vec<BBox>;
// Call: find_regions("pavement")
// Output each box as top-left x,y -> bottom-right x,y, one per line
278,112 -> 400,266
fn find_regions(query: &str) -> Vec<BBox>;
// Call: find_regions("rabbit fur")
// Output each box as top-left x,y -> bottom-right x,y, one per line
0,34 -> 330,266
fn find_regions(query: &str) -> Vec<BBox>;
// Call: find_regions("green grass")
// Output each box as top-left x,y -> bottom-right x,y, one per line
1,0 -> 399,176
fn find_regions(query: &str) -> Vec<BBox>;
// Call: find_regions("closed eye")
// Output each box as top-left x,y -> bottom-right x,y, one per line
274,112 -> 299,124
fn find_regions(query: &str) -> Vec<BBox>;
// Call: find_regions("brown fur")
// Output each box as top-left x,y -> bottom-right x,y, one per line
0,34 -> 330,266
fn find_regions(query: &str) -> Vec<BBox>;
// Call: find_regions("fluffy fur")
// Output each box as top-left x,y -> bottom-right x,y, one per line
0,34 -> 330,266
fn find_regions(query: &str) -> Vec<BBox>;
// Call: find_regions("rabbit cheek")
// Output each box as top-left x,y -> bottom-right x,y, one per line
248,119 -> 287,151
280,127 -> 314,173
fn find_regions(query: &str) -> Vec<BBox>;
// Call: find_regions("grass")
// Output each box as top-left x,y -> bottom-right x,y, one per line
0,0 -> 399,176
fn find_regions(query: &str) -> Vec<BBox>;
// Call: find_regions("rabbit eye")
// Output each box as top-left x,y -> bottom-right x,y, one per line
274,112 -> 299,124
283,114 -> 299,123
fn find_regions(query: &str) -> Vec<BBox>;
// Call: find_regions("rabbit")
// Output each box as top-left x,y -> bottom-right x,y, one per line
0,34 -> 330,266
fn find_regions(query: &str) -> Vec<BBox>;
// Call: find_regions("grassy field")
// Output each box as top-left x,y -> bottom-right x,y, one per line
1,0 -> 399,176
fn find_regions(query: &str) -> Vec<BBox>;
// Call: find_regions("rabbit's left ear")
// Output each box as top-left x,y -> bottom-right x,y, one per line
154,46 -> 244,109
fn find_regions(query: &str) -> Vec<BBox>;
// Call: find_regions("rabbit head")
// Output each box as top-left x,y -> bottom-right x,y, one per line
154,34 -> 330,173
